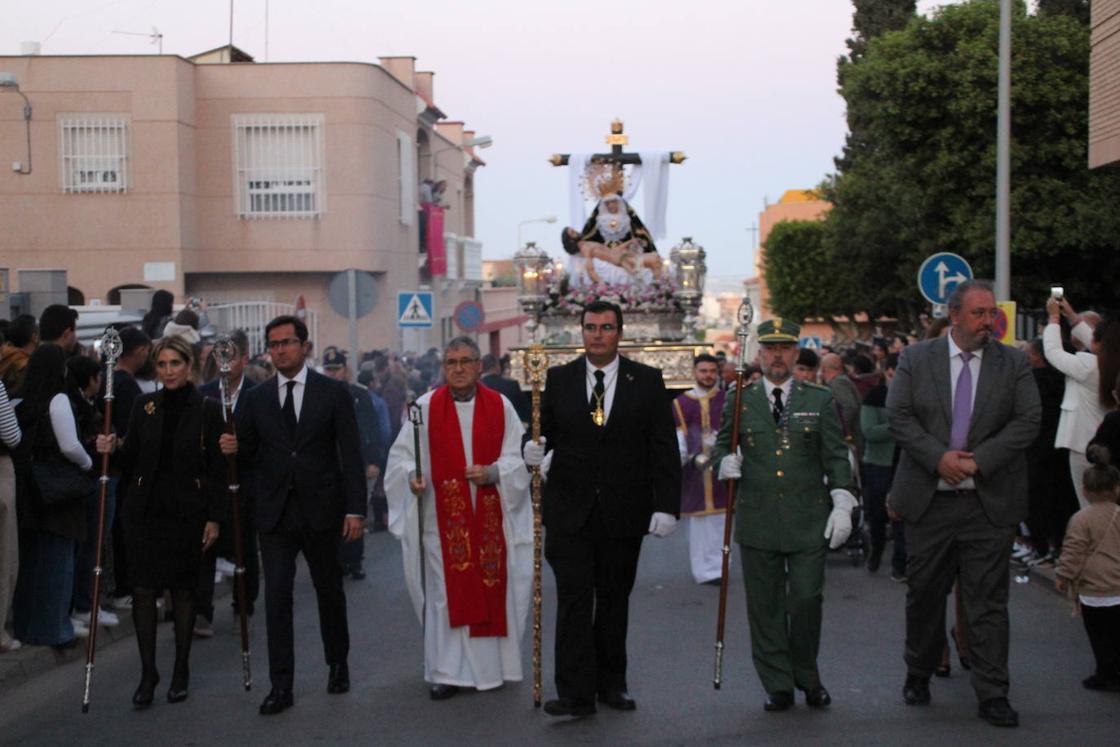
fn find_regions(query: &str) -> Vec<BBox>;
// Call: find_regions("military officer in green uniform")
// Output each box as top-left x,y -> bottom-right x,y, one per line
712,318 -> 857,713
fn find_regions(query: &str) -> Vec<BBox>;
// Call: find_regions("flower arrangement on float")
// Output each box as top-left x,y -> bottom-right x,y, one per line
544,271 -> 682,315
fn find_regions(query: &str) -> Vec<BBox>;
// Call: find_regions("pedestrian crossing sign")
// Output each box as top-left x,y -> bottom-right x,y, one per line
397,291 -> 434,328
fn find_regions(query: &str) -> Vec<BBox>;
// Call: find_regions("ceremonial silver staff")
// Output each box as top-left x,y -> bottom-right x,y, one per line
407,397 -> 426,627
213,336 -> 252,691
81,327 -> 122,713
714,297 -> 753,690
522,344 -> 549,708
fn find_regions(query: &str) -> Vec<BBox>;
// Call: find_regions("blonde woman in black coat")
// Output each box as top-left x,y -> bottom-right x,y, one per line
98,334 -> 226,707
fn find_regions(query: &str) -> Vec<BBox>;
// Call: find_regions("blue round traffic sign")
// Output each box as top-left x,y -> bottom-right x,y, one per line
453,301 -> 485,332
917,253 -> 973,305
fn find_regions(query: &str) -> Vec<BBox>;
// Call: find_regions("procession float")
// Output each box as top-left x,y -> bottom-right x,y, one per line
508,121 -> 748,708
509,120 -> 712,390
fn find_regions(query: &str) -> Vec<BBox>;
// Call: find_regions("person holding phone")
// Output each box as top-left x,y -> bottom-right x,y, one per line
1043,293 -> 1120,509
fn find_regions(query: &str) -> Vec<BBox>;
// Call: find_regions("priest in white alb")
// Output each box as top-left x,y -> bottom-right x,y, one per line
385,336 -> 532,701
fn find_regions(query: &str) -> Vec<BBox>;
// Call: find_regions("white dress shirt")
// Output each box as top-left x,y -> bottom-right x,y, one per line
277,365 -> 309,421
939,332 -> 984,490
762,377 -> 793,413
586,355 -> 620,424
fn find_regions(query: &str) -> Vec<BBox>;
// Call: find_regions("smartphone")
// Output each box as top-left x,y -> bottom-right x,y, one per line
1050,286 -> 1063,299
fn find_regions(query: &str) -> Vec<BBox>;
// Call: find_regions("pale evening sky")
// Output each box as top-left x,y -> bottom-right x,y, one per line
2,0 -> 965,284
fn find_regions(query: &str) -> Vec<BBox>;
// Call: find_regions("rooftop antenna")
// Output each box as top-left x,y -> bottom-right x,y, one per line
111,27 -> 163,54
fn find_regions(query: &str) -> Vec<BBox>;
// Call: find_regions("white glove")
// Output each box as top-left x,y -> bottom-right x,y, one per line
824,489 -> 859,550
717,452 -> 742,481
648,512 -> 678,538
523,437 -> 546,467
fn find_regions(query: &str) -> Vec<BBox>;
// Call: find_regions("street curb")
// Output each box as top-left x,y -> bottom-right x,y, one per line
0,583 -> 233,699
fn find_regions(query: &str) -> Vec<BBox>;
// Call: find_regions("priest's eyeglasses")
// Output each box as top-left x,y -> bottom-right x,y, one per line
444,356 -> 480,368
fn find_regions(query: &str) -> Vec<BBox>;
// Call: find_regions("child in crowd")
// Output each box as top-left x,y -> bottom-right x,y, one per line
1056,444 -> 1120,691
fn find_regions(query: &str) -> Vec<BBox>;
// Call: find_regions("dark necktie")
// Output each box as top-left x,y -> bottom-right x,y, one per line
772,387 -> 784,424
591,369 -> 605,408
283,380 -> 298,438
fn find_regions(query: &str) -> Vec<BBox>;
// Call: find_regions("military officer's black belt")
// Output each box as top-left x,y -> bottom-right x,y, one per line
934,488 -> 978,496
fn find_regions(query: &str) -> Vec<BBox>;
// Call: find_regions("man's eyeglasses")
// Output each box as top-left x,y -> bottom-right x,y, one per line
266,338 -> 302,350
582,323 -> 617,334
444,357 -> 479,368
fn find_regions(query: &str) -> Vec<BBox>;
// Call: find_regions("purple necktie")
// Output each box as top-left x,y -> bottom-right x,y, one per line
949,351 -> 974,450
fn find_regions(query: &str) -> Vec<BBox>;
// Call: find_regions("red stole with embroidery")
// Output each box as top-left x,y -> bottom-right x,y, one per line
428,384 -> 508,637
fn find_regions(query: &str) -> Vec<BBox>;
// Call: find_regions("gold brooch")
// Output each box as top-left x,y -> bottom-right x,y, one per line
144,401 -> 156,415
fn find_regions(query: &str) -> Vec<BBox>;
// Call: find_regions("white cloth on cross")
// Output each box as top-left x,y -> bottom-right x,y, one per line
567,150 -> 671,235
385,391 -> 533,689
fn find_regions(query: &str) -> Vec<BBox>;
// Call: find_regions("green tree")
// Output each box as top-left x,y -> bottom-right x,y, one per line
1036,0 -> 1090,24
763,220 -> 850,325
845,0 -> 918,62
818,0 -> 1120,323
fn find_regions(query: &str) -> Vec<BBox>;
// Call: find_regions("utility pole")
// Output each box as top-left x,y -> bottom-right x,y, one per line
995,0 -> 1011,300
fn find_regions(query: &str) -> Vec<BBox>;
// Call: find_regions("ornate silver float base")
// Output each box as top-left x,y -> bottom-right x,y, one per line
511,342 -> 705,391
535,310 -> 685,347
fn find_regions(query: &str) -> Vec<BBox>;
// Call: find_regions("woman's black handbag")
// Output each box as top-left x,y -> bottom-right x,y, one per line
30,456 -> 95,505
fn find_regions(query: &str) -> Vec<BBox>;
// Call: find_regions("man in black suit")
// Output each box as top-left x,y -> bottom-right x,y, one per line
524,300 -> 681,717
197,330 -> 259,631
481,353 -> 530,425
219,316 -> 366,715
887,280 -> 1040,728
321,346 -> 384,581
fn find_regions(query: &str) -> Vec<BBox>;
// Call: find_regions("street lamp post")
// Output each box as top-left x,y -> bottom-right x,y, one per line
431,134 -> 493,161
995,0 -> 1011,300
0,72 -> 32,175
517,216 -> 557,249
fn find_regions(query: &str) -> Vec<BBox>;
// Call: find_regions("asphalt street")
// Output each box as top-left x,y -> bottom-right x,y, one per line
1,524 -> 1117,746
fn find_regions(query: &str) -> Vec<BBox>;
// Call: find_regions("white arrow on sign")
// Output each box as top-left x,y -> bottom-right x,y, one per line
935,261 -> 968,299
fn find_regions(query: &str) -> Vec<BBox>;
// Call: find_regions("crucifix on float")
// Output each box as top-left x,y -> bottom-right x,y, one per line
548,119 -> 687,168
547,119 -> 686,265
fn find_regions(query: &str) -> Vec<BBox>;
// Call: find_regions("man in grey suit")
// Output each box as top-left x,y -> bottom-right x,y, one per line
887,280 -> 1040,728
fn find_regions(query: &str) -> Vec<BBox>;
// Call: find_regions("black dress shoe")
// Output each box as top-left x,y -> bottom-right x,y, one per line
429,683 -> 460,700
259,689 -> 294,715
866,545 -> 884,573
543,698 -> 596,717
167,664 -> 189,703
350,568 -> 367,581
327,662 -> 350,694
903,675 -> 931,705
1083,674 -> 1120,692
801,685 -> 831,708
764,691 -> 794,712
977,697 -> 1019,727
132,673 -> 159,708
597,690 -> 637,710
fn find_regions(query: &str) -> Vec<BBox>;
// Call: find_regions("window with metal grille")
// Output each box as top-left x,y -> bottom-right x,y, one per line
58,116 -> 129,193
233,114 -> 324,218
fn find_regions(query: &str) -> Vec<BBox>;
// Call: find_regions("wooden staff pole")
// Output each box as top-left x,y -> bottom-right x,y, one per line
714,298 -> 753,690
522,344 -> 548,708
213,336 -> 252,690
81,327 -> 122,713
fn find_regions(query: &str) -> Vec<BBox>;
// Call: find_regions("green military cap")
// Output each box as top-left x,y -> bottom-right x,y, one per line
756,317 -> 800,344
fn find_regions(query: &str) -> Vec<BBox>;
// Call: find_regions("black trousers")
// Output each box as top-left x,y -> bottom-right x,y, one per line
544,505 -> 643,704
904,490 -> 1014,702
258,495 -> 349,691
197,503 -> 260,621
1081,604 -> 1120,680
861,463 -> 893,552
